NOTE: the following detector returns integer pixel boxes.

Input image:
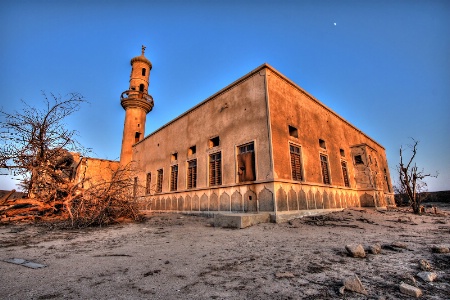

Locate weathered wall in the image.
[266,69,393,199]
[73,156,120,189]
[133,68,271,194]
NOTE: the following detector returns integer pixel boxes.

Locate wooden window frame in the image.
[170,165,178,191]
[209,152,222,186]
[290,144,303,182]
[341,161,350,187]
[187,159,197,189]
[145,172,151,194]
[156,169,163,193]
[320,154,331,185]
[237,142,256,182]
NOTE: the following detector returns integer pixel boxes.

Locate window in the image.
[146,173,151,194]
[384,168,391,193]
[237,142,255,182]
[319,139,326,149]
[171,152,178,161]
[288,125,298,138]
[156,169,163,193]
[209,152,222,186]
[209,136,220,148]
[187,159,197,189]
[341,161,350,187]
[290,144,303,181]
[139,84,144,92]
[142,68,146,76]
[354,155,364,165]
[170,165,178,191]
[340,149,345,157]
[320,154,331,184]
[135,132,141,143]
[133,177,138,199]
[188,145,196,156]
[369,155,372,164]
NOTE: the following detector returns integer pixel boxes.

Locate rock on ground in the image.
[342,275,368,295]
[399,283,422,298]
[345,243,366,258]
[417,271,437,282]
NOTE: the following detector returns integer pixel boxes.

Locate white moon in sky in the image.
[334,23,337,26]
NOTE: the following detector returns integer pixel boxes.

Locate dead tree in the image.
[398,139,437,214]
[0,92,89,202]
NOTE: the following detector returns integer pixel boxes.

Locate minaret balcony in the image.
[120,90,154,113]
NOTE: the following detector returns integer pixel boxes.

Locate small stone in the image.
[275,272,295,278]
[391,241,407,249]
[419,259,432,271]
[399,283,422,298]
[338,286,345,295]
[342,275,368,295]
[431,245,450,253]
[345,244,366,258]
[401,273,417,287]
[369,243,382,254]
[417,271,437,282]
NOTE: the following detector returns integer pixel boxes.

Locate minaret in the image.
[120,45,154,165]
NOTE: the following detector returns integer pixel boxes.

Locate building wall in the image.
[134,64,395,213]
[266,68,394,206]
[72,155,120,189]
[133,68,272,196]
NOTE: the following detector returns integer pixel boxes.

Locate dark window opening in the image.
[340,149,345,157]
[139,84,144,92]
[187,159,197,189]
[369,155,372,164]
[142,68,146,76]
[146,173,151,194]
[156,169,163,193]
[354,155,364,165]
[131,87,136,90]
[288,125,298,138]
[341,161,350,187]
[170,165,178,191]
[320,154,331,184]
[135,132,141,143]
[209,136,220,148]
[290,144,303,181]
[209,152,222,186]
[384,168,391,193]
[133,177,138,199]
[238,142,256,182]
[319,139,326,149]
[188,145,196,156]
[171,152,178,161]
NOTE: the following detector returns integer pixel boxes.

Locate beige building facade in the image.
[129,58,395,218]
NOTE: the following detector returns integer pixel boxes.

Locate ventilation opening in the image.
[319,139,326,149]
[340,149,345,157]
[171,152,178,161]
[354,155,364,165]
[188,145,196,156]
[209,136,220,148]
[142,68,146,76]
[288,125,298,138]
[135,132,141,143]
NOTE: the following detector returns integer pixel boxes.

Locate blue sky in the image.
[1,0,449,191]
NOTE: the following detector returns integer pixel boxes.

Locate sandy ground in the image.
[0,204,449,300]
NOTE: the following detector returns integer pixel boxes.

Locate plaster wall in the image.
[266,69,393,196]
[133,69,271,194]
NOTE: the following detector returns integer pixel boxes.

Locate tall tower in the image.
[120,45,154,165]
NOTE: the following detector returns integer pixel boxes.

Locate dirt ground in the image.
[0,204,449,300]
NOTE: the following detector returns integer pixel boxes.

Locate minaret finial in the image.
[141,45,146,55]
